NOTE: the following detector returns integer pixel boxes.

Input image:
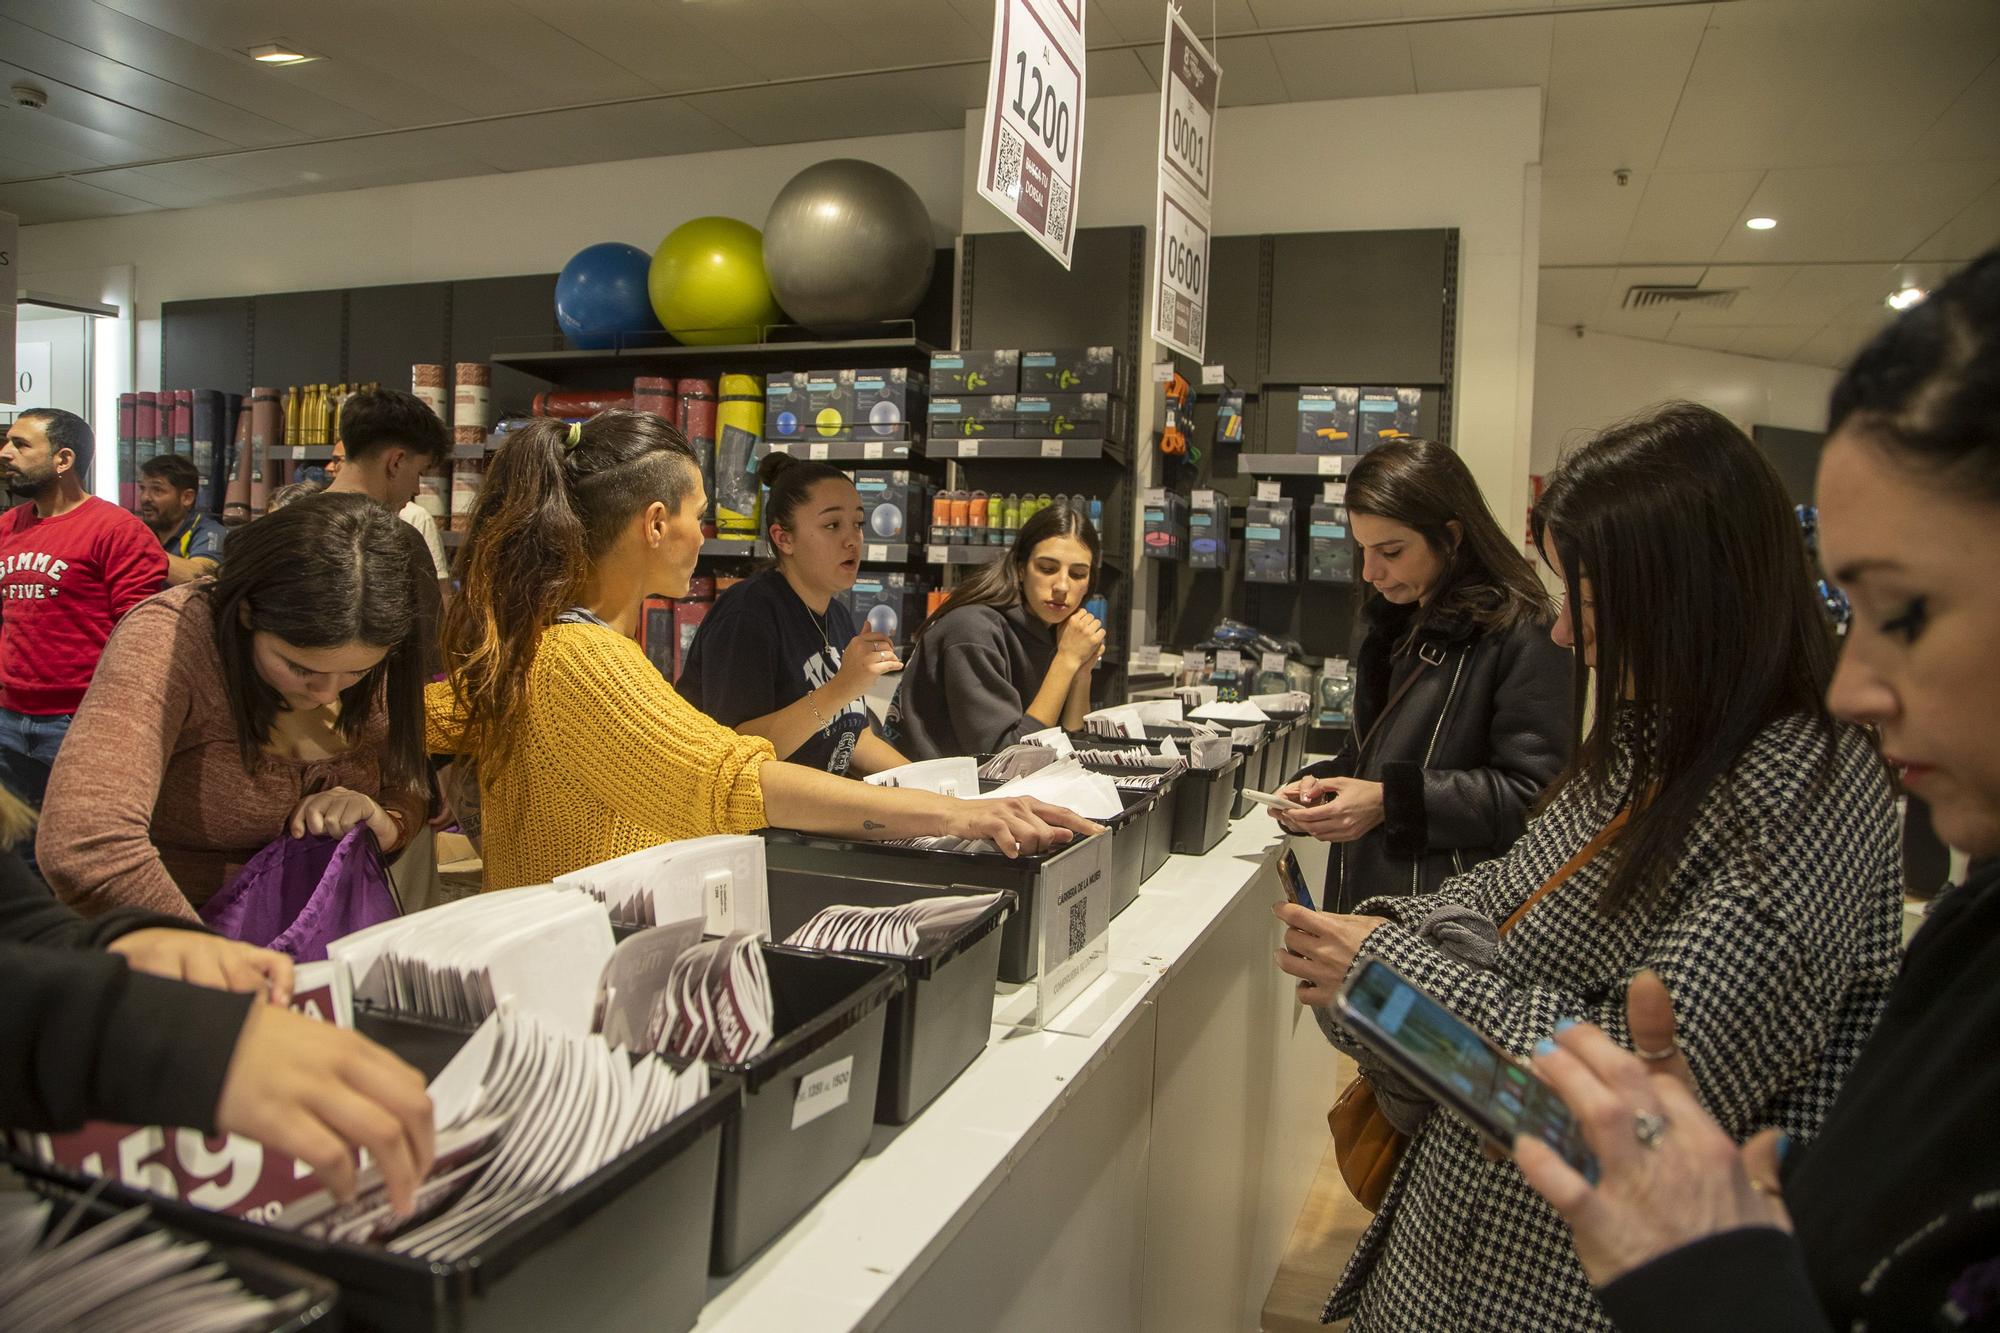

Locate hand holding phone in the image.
[1245,788,1305,812]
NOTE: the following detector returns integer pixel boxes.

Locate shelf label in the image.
[1256,480,1282,501]
[792,1055,855,1129]
[1216,649,1243,674]
[809,441,830,460]
[1316,455,1341,476]
[864,441,885,460]
[766,441,792,454]
[928,545,950,564]
[865,544,888,563]
[1181,648,1207,675]
[1040,438,1064,458]
[976,0,1086,269]
[961,440,981,458]
[1262,651,1287,675]
[1200,364,1225,386]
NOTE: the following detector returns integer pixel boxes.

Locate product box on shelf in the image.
[1019,346,1127,397]
[927,395,1018,439]
[1142,488,1189,561]
[801,370,855,439]
[839,571,927,646]
[1357,387,1406,451]
[1190,489,1230,569]
[1244,498,1296,584]
[853,469,926,543]
[1014,392,1127,442]
[1307,501,1354,582]
[848,368,926,440]
[1394,387,1424,440]
[1297,386,1358,454]
[928,349,1020,396]
[763,372,808,443]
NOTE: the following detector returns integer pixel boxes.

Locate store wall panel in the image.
[1265,229,1452,385]
[160,296,250,394]
[250,289,344,390]
[448,273,559,419]
[346,282,451,390]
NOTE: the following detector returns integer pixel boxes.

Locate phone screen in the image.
[1340,960,1597,1181]
[1277,847,1316,912]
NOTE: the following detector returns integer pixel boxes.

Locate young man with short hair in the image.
[0,409,166,815]
[324,389,453,606]
[137,454,227,585]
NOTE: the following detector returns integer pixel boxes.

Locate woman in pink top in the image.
[38,493,432,919]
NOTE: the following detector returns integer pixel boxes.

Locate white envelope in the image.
[1190,699,1272,724]
[864,755,981,797]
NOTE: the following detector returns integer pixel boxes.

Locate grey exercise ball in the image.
[764,159,936,333]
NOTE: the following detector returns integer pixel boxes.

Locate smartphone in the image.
[1336,959,1599,1182]
[1276,846,1316,912]
[1244,788,1305,811]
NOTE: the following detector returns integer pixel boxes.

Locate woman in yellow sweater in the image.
[430,410,1100,891]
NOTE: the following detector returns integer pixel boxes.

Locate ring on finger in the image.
[1632,1109,1670,1149]
[1634,1040,1679,1062]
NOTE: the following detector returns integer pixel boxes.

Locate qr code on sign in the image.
[995,124,1025,198]
[1047,174,1072,243]
[1067,899,1087,958]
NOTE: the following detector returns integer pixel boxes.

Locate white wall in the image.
[1531,325,1841,476]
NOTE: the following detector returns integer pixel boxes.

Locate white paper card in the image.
[1256,480,1282,500]
[866,543,887,562]
[810,442,830,460]
[1261,651,1287,675]
[1215,649,1243,673]
[1040,438,1064,457]
[1317,456,1341,476]
[1024,725,1076,756]
[864,441,885,459]
[792,1055,855,1129]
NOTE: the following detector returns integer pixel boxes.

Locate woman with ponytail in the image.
[430,411,1099,891]
[677,451,910,776]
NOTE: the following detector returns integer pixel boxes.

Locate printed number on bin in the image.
[792,1055,856,1129]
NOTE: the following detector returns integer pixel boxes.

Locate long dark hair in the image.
[757,450,853,570]
[1346,439,1553,636]
[1531,401,1840,913]
[1830,247,2000,497]
[207,491,428,793]
[911,503,1100,650]
[442,410,699,768]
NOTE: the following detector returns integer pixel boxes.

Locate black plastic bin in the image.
[761,827,1114,985]
[11,1179,341,1332]
[1267,710,1310,779]
[786,890,1015,1125]
[977,773,1150,919]
[1070,736,1239,857]
[1145,722,1265,830]
[8,1010,739,1333]
[1066,736,1184,882]
[709,946,903,1274]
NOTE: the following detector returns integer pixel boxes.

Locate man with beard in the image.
[136,454,226,585]
[0,409,165,825]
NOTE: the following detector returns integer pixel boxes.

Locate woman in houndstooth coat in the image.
[1274,402,1905,1332]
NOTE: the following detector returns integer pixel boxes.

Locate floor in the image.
[1261,1055,1371,1333]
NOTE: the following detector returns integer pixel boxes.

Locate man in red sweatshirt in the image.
[0,408,166,823]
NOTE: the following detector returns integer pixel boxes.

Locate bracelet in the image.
[805,689,830,729]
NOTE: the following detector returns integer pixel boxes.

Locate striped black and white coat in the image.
[1324,713,1905,1331]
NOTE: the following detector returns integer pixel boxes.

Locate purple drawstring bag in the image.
[199,826,401,963]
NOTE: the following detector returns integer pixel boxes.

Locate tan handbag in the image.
[1329,810,1632,1211]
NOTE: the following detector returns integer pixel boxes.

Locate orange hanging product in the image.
[1158,372,1191,456]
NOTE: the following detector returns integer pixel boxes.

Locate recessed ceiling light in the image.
[242,43,320,66]
[1745,217,1777,231]
[1887,286,1928,311]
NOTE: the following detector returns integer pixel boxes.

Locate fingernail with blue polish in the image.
[1775,1132,1793,1167]
[1533,1038,1557,1057]
[1553,1017,1579,1034]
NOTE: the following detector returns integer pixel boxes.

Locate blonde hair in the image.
[0,787,36,851]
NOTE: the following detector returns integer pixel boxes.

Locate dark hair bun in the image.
[756,449,800,488]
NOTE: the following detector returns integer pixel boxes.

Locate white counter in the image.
[694,810,1337,1333]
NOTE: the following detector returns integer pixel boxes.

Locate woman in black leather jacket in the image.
[1274,439,1570,911]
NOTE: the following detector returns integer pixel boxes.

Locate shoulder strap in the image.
[1351,639,1448,767]
[1498,808,1631,936]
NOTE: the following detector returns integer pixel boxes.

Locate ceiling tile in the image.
[1263,27,1416,101]
[422,101,749,174]
[1791,321,1882,369]
[902,63,993,122]
[1667,262,1799,325]
[792,0,990,67]
[1619,169,1763,263]
[681,70,956,147]
[1912,55,2000,161]
[0,175,164,224]
[1088,46,1160,98]
[1766,264,1905,325]
[1663,319,1740,352]
[1247,0,1403,22]
[1653,0,1856,172]
[1409,15,1552,94]
[1587,264,1707,340]
[1777,6,1995,167]
[1537,266,1618,327]
[1908,177,2000,263]
[1712,161,2000,264]
[0,52,237,159]
[1094,0,1255,45]
[1137,33,1286,105]
[1541,4,1709,172]
[73,164,223,209]
[1539,170,1644,265]
[1725,325,1818,361]
[506,0,747,94]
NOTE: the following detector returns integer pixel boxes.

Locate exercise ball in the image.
[648,217,782,346]
[555,242,664,350]
[763,159,935,333]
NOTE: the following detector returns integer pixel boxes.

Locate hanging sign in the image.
[978,0,1087,269]
[1151,8,1221,361]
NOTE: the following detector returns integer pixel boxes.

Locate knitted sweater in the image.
[427,621,774,891]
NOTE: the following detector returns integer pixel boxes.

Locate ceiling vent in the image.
[1622,284,1740,311]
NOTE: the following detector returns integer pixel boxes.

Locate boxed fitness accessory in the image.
[1307,501,1354,582]
[1013,392,1126,442]
[1019,346,1128,397]
[1357,387,1402,451]
[928,349,1020,396]
[1244,499,1296,584]
[803,370,855,439]
[840,572,928,646]
[1142,488,1189,561]
[1393,387,1424,440]
[1296,386,1358,454]
[849,368,926,440]
[854,469,927,543]
[1189,489,1230,570]
[763,372,808,443]
[927,395,1018,440]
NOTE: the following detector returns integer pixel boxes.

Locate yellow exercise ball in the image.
[648,216,784,346]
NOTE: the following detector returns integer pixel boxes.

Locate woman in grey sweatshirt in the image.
[886,505,1104,759]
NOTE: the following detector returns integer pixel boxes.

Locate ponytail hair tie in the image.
[566,421,583,451]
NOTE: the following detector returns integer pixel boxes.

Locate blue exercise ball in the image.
[555,242,664,350]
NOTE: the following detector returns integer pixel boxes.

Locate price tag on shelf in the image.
[1216,649,1243,674]
[1181,648,1207,675]
[864,441,885,460]
[865,544,888,563]
[1261,651,1287,675]
[1256,480,1282,501]
[1200,364,1225,386]
[1192,488,1215,506]
[961,440,981,458]
[809,441,830,461]
[290,447,310,460]
[1152,361,1177,384]
[928,546,950,564]
[1040,438,1064,458]
[766,441,792,454]
[1323,481,1346,504]
[1316,455,1341,476]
